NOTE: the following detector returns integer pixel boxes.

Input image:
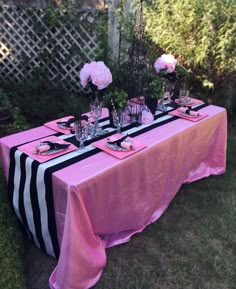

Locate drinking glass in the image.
[112,110,125,134]
[74,121,89,150]
[163,82,174,102]
[90,100,103,137]
[157,81,173,112]
[179,89,190,106]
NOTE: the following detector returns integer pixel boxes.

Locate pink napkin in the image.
[92,134,147,159]
[141,110,154,124]
[33,144,51,154]
[168,108,208,122]
[120,141,133,150]
[106,136,134,151]
[18,136,78,163]
[175,97,204,106]
[44,116,74,134]
[178,107,200,117]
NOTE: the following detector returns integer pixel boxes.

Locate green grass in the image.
[0,171,26,289]
[93,134,236,289]
[0,134,235,289]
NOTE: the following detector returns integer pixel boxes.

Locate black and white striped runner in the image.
[8,103,208,258]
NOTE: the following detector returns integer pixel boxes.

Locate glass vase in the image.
[90,96,103,137]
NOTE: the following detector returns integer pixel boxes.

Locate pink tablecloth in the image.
[0,104,227,289]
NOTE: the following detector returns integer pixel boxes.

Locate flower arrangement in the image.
[154,54,178,83]
[153,54,190,104]
[79,61,112,92]
[143,54,185,113]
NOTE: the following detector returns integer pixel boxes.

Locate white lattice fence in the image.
[0,5,107,92]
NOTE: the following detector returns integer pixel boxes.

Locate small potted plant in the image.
[143,72,163,114]
[103,88,129,127]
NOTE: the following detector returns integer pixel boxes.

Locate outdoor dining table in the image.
[0,101,227,289]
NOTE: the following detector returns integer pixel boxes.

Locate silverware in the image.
[107,135,128,148]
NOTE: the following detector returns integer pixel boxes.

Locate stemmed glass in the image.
[90,100,103,137]
[112,110,125,134]
[74,121,89,150]
[163,82,174,102]
[157,81,176,112]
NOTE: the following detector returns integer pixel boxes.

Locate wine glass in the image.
[90,100,103,137]
[112,110,125,134]
[74,121,89,150]
[163,82,174,102]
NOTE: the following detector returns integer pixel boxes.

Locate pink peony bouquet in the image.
[80,61,112,90]
[154,54,178,74]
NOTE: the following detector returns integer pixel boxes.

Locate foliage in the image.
[142,62,190,100]
[0,88,10,108]
[103,87,128,110]
[143,0,236,104]
[0,76,89,127]
[0,87,30,133]
[106,2,192,102]
[101,60,131,108]
[143,71,163,99]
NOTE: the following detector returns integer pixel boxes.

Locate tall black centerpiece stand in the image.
[127,0,148,106]
[127,0,159,115]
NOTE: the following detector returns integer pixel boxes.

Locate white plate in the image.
[34,142,64,155]
[57,123,71,130]
[178,111,199,118]
[105,139,132,151]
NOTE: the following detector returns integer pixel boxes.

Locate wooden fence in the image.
[0,4,109,92]
[0,0,106,9]
[0,1,133,92]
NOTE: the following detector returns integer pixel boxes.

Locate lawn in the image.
[0,170,26,289]
[0,130,235,289]
[93,134,236,289]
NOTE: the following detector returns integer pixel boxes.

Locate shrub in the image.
[143,0,236,110]
[0,76,89,127]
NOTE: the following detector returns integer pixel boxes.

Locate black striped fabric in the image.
[7,103,208,258]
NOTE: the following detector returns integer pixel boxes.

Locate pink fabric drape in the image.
[0,105,227,289]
